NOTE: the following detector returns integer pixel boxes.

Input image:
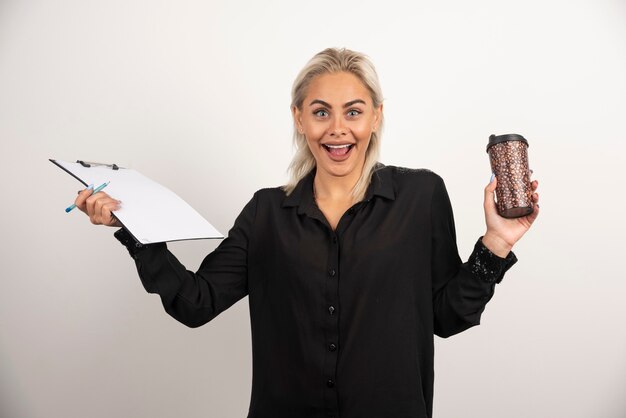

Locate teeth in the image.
[325,144,352,149]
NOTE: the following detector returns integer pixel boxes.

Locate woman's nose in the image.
[329,117,347,136]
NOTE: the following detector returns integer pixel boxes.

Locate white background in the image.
[1,0,625,417]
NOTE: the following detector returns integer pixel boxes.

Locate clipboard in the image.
[51,159,224,244]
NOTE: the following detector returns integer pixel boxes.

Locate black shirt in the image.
[114,165,517,418]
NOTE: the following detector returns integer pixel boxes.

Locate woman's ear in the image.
[373,103,383,132]
[292,106,303,133]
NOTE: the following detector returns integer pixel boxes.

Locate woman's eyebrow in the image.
[309,99,331,108]
[308,99,367,108]
[343,99,366,108]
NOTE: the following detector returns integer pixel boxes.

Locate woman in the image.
[75,48,540,418]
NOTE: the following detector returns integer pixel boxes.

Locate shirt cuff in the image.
[467,236,518,284]
[114,227,148,259]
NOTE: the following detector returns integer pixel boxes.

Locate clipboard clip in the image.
[76,160,123,170]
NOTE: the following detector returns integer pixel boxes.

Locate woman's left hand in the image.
[481,174,540,257]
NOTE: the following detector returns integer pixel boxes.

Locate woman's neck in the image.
[313,166,362,202]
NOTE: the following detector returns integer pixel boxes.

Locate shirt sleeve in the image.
[114,192,258,328]
[430,175,517,338]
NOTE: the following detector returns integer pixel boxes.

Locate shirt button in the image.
[328,269,336,277]
[327,379,335,388]
[328,306,335,315]
[332,236,337,244]
[329,343,337,351]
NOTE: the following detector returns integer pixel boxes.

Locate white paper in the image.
[52,160,223,244]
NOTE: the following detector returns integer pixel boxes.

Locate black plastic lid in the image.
[486,134,529,152]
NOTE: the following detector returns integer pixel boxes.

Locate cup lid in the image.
[486,134,529,152]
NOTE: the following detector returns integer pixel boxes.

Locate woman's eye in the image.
[314,109,328,117]
[347,109,361,117]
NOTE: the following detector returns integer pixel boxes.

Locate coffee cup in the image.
[486,134,533,218]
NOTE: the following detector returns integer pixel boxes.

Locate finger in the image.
[86,193,116,224]
[484,175,498,214]
[100,201,122,227]
[74,184,94,213]
[85,192,102,220]
[93,196,120,224]
[526,200,540,224]
[531,179,539,191]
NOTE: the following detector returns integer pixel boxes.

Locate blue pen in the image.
[65,181,110,213]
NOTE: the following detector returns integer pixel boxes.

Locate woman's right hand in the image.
[75,185,123,227]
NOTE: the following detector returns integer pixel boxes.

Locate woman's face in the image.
[293,71,382,181]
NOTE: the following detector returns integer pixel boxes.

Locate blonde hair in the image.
[284,47,385,202]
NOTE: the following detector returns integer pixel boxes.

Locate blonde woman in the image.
[75,48,540,418]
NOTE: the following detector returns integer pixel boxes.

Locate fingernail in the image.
[537,204,540,208]
[87,184,94,190]
[490,173,495,183]
[530,169,534,174]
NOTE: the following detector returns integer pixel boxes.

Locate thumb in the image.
[484,173,498,212]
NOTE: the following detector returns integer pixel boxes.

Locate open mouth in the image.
[322,143,354,159]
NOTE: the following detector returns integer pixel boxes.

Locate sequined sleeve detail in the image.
[114,227,149,259]
[467,236,518,284]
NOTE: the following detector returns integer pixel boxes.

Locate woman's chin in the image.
[317,159,361,178]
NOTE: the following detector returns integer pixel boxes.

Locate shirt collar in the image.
[282,163,395,212]
[366,164,396,201]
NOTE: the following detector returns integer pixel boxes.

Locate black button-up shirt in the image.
[115,165,517,418]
